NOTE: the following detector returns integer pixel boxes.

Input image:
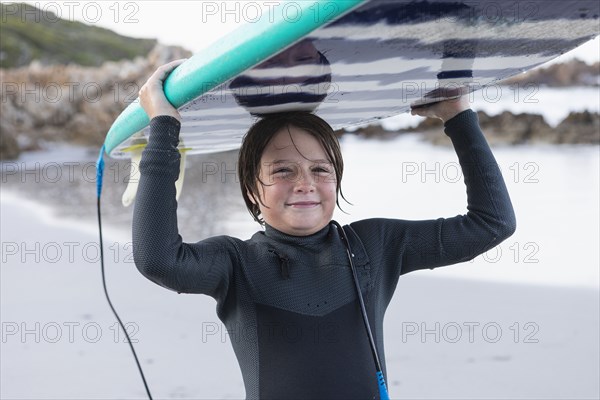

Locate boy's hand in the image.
[139,59,187,121]
[410,94,471,123]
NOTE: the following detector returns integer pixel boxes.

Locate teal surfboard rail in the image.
[103,0,366,156]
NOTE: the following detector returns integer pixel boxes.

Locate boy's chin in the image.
[277,219,331,236]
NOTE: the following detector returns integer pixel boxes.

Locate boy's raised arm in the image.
[352,98,516,278]
[412,105,516,272]
[131,61,234,299]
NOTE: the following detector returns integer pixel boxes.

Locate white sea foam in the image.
[0,180,132,247]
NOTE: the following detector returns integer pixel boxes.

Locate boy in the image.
[134,60,516,399]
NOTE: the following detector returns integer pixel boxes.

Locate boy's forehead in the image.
[262,126,328,159]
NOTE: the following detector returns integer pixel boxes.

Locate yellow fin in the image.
[121,146,145,207]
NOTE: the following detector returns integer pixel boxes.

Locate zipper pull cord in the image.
[268,249,290,279]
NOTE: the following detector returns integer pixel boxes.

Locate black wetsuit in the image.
[133,110,516,399]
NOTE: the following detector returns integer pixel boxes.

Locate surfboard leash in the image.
[96,146,154,400]
[331,221,390,400]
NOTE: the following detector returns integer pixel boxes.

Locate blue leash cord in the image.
[332,221,390,400]
[96,146,153,399]
[96,146,105,198]
[377,371,390,400]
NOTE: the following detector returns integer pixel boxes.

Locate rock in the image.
[0,123,21,160]
[555,111,600,144]
[485,111,554,145]
[502,59,600,87]
[148,44,192,68]
[418,110,556,145]
[345,124,397,139]
[415,116,443,131]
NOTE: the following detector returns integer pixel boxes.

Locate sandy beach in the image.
[1,186,598,399]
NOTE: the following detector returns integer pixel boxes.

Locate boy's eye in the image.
[272,167,299,181]
[312,165,333,174]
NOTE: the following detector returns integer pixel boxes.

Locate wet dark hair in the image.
[238,112,347,224]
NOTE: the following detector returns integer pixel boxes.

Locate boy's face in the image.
[252,126,337,236]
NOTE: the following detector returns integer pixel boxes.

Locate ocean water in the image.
[336,134,600,288]
[2,87,598,289]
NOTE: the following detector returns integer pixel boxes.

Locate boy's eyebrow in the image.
[269,159,332,164]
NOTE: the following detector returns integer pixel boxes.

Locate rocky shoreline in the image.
[345,110,600,146]
[502,59,599,87]
[398,111,600,146]
[1,44,191,160]
[1,44,598,160]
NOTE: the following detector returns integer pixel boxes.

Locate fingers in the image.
[139,59,187,96]
[410,107,422,116]
[410,102,438,118]
[138,59,187,121]
[410,95,470,122]
[150,58,187,84]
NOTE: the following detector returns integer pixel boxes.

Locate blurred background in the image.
[1,1,598,399]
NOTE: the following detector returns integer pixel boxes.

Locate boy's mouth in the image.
[286,201,320,208]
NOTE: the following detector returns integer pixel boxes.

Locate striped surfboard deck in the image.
[105,0,599,158]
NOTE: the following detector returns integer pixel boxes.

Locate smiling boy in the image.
[133,60,516,399]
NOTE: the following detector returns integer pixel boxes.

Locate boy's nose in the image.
[293,170,316,192]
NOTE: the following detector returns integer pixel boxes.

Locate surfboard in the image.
[104,0,599,159]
